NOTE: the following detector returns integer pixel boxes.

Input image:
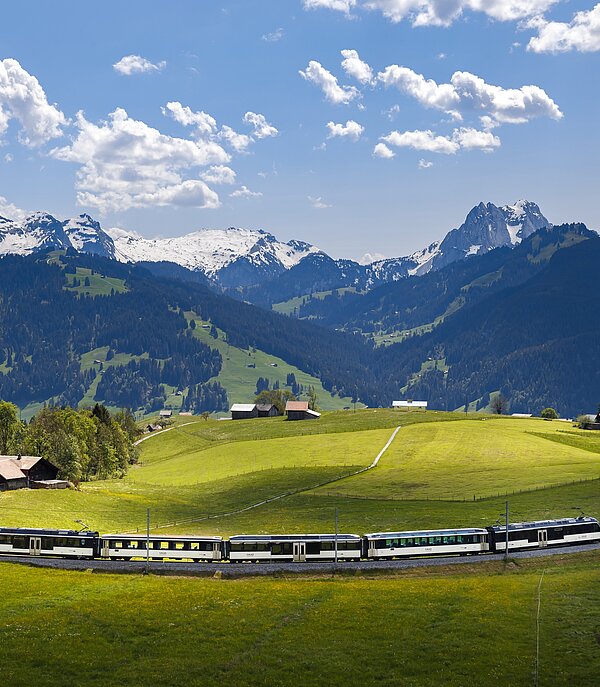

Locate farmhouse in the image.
[159,409,173,418]
[256,403,280,418]
[0,455,60,491]
[230,403,259,420]
[392,400,428,411]
[285,401,321,421]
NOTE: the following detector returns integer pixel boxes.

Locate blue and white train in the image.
[0,517,598,563]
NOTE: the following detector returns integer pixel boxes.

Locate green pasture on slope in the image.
[1,553,599,687]
[315,418,600,501]
[185,311,356,411]
[64,266,128,297]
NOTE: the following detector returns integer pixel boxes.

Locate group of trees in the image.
[0,400,139,481]
[181,382,228,414]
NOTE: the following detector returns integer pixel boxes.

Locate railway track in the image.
[2,542,598,578]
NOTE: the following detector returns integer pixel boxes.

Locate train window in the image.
[307,542,320,555]
[13,536,28,548]
[174,542,185,550]
[0,535,11,545]
[431,537,442,545]
[271,543,292,555]
[443,536,455,545]
[159,542,171,550]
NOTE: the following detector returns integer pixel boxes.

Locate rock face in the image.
[63,214,115,259]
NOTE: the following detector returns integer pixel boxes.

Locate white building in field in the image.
[392,400,428,411]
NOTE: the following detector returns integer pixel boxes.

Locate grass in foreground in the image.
[0,552,598,686]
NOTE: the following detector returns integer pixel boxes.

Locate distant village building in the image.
[159,409,173,418]
[231,403,259,420]
[0,456,60,492]
[285,401,321,421]
[392,400,428,411]
[256,403,280,418]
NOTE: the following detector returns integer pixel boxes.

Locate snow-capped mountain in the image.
[63,214,115,259]
[106,226,321,287]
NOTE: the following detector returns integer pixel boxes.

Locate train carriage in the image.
[0,527,98,559]
[227,534,363,562]
[487,517,600,553]
[99,534,224,561]
[364,528,490,559]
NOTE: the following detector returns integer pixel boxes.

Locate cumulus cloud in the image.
[113,55,166,75]
[262,27,285,42]
[201,165,237,185]
[418,159,433,168]
[300,61,360,105]
[218,125,252,152]
[162,101,217,136]
[527,5,600,53]
[0,195,28,221]
[326,119,364,140]
[303,0,356,14]
[308,195,332,208]
[363,0,558,27]
[373,142,395,158]
[4,153,13,163]
[243,111,278,138]
[0,58,66,147]
[230,185,262,198]
[50,108,227,212]
[379,65,562,124]
[341,49,374,84]
[382,126,501,154]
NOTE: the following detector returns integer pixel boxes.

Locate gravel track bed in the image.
[2,543,599,578]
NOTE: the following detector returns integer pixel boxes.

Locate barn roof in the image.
[256,404,274,412]
[286,401,309,411]
[0,459,26,481]
[306,409,321,418]
[230,403,257,412]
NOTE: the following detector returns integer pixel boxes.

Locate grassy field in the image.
[0,552,599,686]
[1,411,599,537]
[64,266,128,297]
[272,287,358,316]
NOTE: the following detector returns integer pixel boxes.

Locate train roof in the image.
[365,528,488,539]
[0,526,98,537]
[101,534,223,541]
[229,534,361,542]
[490,517,598,533]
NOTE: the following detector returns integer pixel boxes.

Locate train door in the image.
[29,537,41,556]
[293,542,306,562]
[538,530,548,548]
[368,539,378,559]
[212,542,221,561]
[101,539,110,558]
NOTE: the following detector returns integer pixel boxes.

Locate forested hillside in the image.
[0,229,598,418]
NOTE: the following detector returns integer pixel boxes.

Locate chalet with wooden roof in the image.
[285,401,321,421]
[230,403,259,420]
[0,455,59,491]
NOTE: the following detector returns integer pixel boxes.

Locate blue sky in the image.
[0,0,598,260]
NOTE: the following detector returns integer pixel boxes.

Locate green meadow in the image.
[0,552,599,686]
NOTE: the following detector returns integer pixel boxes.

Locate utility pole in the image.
[334,507,338,565]
[505,500,509,563]
[145,507,150,574]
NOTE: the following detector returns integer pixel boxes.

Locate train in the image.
[1,516,599,564]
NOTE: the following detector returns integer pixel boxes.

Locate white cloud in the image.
[303,0,357,14]
[383,129,459,154]
[359,251,386,264]
[373,142,395,158]
[382,104,401,120]
[0,195,28,221]
[162,101,217,136]
[308,195,332,208]
[113,55,166,76]
[230,185,262,198]
[326,119,364,140]
[262,27,285,42]
[300,61,360,105]
[243,111,278,138]
[51,108,228,212]
[382,126,501,154]
[363,1,558,27]
[4,153,13,163]
[418,159,433,168]
[218,125,252,152]
[0,58,66,147]
[201,165,237,185]
[527,5,600,53]
[379,65,562,124]
[452,126,501,150]
[341,49,374,84]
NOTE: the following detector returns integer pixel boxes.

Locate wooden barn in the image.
[256,403,280,418]
[230,403,259,420]
[392,400,428,411]
[0,455,59,491]
[285,401,321,421]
